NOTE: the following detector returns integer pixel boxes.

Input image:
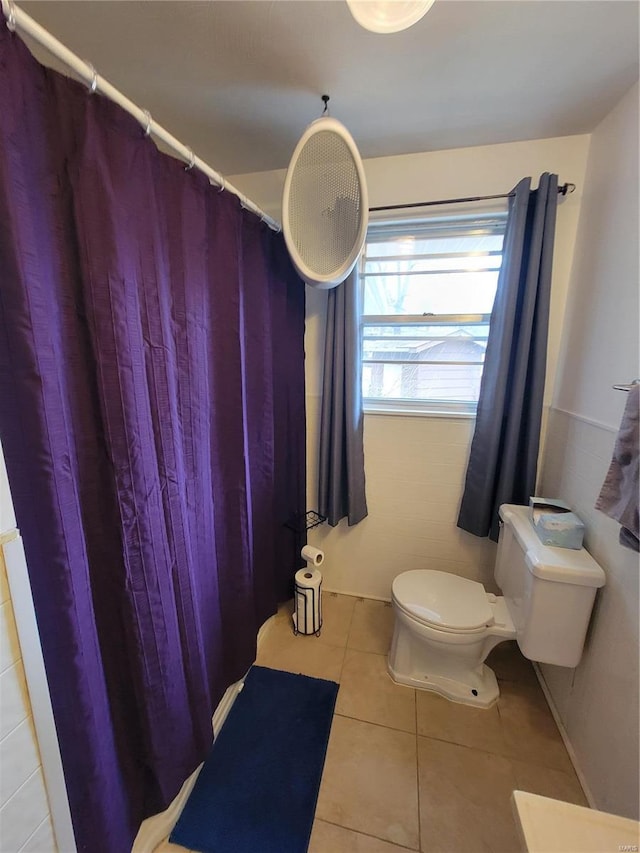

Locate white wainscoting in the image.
[538,406,639,820]
[306,393,497,600]
[0,534,72,853]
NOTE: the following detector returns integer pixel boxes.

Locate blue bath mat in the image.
[170,665,338,853]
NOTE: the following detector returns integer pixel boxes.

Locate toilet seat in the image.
[392,570,494,633]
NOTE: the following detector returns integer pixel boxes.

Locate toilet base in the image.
[387,659,499,709]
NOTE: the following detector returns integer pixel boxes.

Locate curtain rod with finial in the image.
[370,183,576,214]
[1,0,281,231]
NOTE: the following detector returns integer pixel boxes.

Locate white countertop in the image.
[512,791,640,853]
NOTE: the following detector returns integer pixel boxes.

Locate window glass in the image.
[361,212,506,412]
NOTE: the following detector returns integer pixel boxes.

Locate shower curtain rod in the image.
[1,0,280,231]
[370,182,576,214]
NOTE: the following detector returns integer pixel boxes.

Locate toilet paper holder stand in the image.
[293,546,324,637]
[293,572,323,638]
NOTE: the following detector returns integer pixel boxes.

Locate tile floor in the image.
[157,594,587,853]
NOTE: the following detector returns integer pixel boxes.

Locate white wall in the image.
[538,82,639,820]
[231,134,590,598]
[0,448,57,852]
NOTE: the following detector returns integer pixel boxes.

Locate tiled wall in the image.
[0,540,57,852]
[538,409,639,818]
[307,392,497,600]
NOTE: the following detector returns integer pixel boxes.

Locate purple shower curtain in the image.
[0,23,305,853]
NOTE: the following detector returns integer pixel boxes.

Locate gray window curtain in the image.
[457,173,558,541]
[318,269,368,526]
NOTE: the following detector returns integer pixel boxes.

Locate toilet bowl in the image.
[388,504,607,708]
[388,570,516,707]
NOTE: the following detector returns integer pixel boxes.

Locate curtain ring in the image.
[142,109,153,137]
[5,0,16,32]
[184,149,196,171]
[217,177,226,193]
[85,63,98,94]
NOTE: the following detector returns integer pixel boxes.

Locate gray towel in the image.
[596,385,639,552]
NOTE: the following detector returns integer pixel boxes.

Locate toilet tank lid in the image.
[499,505,606,588]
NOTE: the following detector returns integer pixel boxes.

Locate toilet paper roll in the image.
[294,567,322,635]
[295,567,322,588]
[301,545,324,566]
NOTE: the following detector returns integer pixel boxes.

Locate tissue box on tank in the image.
[529,498,585,550]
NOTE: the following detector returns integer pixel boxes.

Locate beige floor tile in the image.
[348,599,395,655]
[318,593,357,647]
[263,607,301,642]
[416,690,507,755]
[274,598,295,622]
[497,681,573,773]
[274,594,355,648]
[309,819,417,852]
[336,648,416,733]
[316,715,419,850]
[512,759,588,807]
[486,641,537,684]
[256,618,345,682]
[418,736,521,853]
[153,839,192,853]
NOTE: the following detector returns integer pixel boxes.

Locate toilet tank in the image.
[495,504,606,668]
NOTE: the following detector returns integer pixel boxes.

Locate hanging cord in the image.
[0,0,280,231]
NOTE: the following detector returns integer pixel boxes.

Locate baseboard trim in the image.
[131,612,278,853]
[322,586,391,604]
[532,662,597,809]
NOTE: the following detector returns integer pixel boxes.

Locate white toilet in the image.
[388,504,606,708]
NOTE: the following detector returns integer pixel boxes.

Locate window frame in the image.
[359,210,507,418]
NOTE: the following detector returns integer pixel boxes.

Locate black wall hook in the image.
[321,94,330,116]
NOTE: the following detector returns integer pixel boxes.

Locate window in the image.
[361,210,507,415]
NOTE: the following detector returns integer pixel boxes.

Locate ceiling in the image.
[19,1,640,176]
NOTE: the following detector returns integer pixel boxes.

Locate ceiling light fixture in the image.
[346,0,435,33]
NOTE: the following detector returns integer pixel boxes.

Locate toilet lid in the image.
[392,570,494,631]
